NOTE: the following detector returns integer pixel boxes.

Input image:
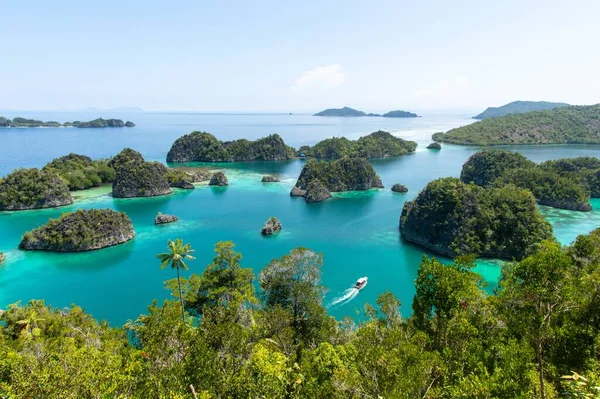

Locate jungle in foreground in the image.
[2,231,600,399]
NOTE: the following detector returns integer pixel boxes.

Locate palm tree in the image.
[157,238,195,322]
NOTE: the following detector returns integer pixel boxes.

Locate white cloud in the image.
[291,64,346,94]
[414,77,468,97]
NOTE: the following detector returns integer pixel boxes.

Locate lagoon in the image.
[1,111,600,326]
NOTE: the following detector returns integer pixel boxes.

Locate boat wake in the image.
[328,288,359,308]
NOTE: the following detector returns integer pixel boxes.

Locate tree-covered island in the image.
[473,100,570,120]
[0,117,135,128]
[433,104,600,145]
[299,131,417,159]
[166,132,295,163]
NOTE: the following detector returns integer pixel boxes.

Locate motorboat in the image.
[353,277,368,290]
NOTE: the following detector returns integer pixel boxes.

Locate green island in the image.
[381,110,419,118]
[298,130,417,159]
[461,150,597,211]
[473,100,570,120]
[43,153,116,190]
[112,154,172,198]
[433,104,600,145]
[314,106,371,117]
[291,157,383,202]
[400,177,553,259]
[166,132,295,163]
[4,234,600,397]
[0,168,73,211]
[19,209,134,251]
[0,116,135,128]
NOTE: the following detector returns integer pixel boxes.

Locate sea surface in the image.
[1,111,600,326]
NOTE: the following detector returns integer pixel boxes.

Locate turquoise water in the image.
[1,112,600,325]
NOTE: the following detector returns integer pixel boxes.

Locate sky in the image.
[2,0,600,112]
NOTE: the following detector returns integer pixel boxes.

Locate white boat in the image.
[353,277,368,290]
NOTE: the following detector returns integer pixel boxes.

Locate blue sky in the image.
[2,0,599,112]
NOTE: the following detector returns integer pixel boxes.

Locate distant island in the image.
[314,106,419,118]
[382,110,418,118]
[166,132,295,163]
[433,104,600,145]
[297,130,417,159]
[290,158,383,202]
[473,101,570,120]
[314,107,369,117]
[0,116,135,128]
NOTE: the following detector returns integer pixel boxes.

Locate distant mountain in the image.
[473,101,569,120]
[71,106,145,113]
[382,110,419,118]
[314,107,367,117]
[433,104,600,146]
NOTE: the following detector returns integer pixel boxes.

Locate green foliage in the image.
[541,157,600,197]
[19,209,134,251]
[112,161,172,198]
[166,131,295,162]
[400,177,553,259]
[294,157,383,192]
[158,238,196,321]
[43,153,116,190]
[435,104,600,145]
[314,106,367,116]
[382,110,419,118]
[107,147,145,170]
[6,232,600,397]
[163,168,193,185]
[0,168,72,210]
[495,167,591,211]
[303,130,417,159]
[460,149,535,187]
[473,100,570,120]
[76,118,126,128]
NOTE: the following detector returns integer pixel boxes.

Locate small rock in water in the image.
[209,171,228,186]
[261,175,280,183]
[155,213,178,225]
[427,142,441,150]
[290,186,306,197]
[0,252,5,264]
[261,217,282,235]
[391,183,408,193]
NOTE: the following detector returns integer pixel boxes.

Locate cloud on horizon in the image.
[290,64,345,94]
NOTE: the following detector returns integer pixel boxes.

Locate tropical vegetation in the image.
[301,130,417,159]
[19,209,134,251]
[4,233,600,397]
[0,116,134,128]
[166,132,295,163]
[433,104,600,145]
[473,100,570,120]
[293,157,383,192]
[43,153,116,190]
[0,168,72,210]
[400,177,553,259]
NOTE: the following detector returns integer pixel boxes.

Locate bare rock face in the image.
[261,175,280,183]
[290,186,306,197]
[391,183,408,193]
[19,209,135,252]
[191,169,212,182]
[209,172,228,186]
[305,180,332,203]
[155,213,178,225]
[261,217,282,235]
[0,252,5,264]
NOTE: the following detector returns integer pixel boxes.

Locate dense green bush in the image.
[112,161,172,198]
[108,148,145,171]
[434,104,600,145]
[293,158,383,192]
[541,156,600,197]
[0,168,72,210]
[400,177,553,259]
[166,132,295,162]
[4,232,600,397]
[460,149,535,187]
[494,167,591,211]
[43,153,116,190]
[303,130,417,159]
